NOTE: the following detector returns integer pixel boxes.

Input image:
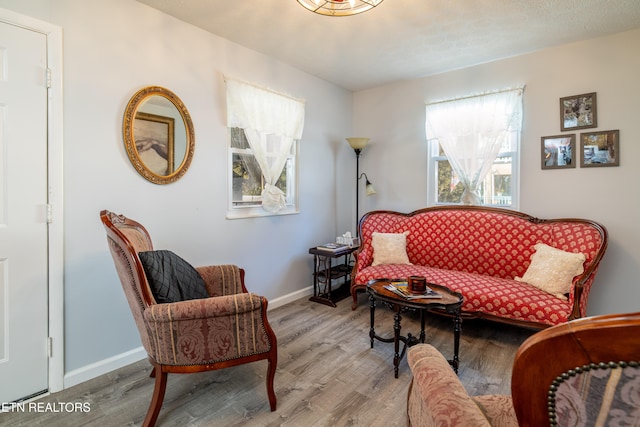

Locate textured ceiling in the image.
[137,0,640,91]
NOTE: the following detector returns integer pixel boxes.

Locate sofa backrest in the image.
[357,206,607,280]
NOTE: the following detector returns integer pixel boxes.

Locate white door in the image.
[0,20,49,402]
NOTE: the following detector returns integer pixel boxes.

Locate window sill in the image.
[226,206,299,220]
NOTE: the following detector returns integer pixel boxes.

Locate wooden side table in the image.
[367,278,463,378]
[309,246,357,307]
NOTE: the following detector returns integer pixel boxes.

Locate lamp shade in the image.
[346,137,370,150]
[365,181,376,196]
[359,173,376,196]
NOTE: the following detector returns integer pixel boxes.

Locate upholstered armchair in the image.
[407,345,517,427]
[100,210,277,427]
[407,312,640,427]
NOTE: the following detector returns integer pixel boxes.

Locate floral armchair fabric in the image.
[407,344,517,427]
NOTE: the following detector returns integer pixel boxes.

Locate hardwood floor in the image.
[1,295,535,427]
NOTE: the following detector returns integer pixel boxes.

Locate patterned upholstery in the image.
[100,210,277,426]
[145,291,272,365]
[197,264,249,296]
[407,344,517,427]
[351,206,608,328]
[552,362,640,426]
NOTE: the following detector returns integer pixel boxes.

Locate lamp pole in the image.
[346,137,370,237]
[354,147,362,237]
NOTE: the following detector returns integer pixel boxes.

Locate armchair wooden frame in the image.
[100,210,277,426]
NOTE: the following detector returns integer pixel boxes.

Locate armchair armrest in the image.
[143,293,272,366]
[144,292,265,322]
[407,344,491,427]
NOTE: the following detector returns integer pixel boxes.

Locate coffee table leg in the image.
[393,309,402,378]
[369,293,376,349]
[452,312,461,373]
[419,309,426,343]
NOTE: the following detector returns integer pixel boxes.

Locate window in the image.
[225,78,305,218]
[426,88,523,208]
[429,133,518,207]
[230,127,297,213]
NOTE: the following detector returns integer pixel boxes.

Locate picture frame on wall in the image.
[133,111,175,176]
[560,92,597,131]
[580,130,619,167]
[541,134,576,169]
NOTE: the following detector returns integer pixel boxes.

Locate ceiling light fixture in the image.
[297,0,384,16]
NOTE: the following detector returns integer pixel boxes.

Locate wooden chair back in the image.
[101,209,156,307]
[511,312,640,426]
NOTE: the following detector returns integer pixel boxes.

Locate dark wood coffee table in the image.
[366,278,463,378]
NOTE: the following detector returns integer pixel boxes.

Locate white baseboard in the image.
[62,286,312,389]
[63,346,146,389]
[268,286,313,310]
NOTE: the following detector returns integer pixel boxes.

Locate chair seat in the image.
[356,264,571,325]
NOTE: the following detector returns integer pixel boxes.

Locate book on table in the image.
[384,282,442,299]
[316,243,349,253]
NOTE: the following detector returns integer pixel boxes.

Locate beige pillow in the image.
[515,243,586,299]
[371,231,412,266]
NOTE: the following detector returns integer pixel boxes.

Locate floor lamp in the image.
[346,138,376,237]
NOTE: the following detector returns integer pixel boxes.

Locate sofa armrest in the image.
[407,344,492,427]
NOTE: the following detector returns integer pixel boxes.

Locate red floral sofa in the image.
[350,206,608,329]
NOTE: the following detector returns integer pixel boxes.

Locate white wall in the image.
[351,29,640,317]
[0,0,353,379]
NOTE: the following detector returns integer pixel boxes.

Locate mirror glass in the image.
[123,86,195,184]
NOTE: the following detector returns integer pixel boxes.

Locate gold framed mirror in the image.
[123,86,195,184]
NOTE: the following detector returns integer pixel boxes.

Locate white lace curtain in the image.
[226,78,305,212]
[425,87,524,205]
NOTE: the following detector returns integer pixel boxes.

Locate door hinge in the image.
[47,337,53,358]
[46,204,53,224]
[46,68,52,89]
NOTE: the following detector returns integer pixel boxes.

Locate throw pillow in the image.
[138,250,209,304]
[515,243,586,299]
[371,231,412,266]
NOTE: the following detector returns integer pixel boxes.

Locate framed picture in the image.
[560,92,597,131]
[541,134,576,169]
[580,130,619,167]
[133,111,175,176]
